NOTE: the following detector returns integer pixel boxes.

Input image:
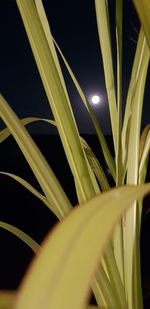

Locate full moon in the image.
[91,95,100,105]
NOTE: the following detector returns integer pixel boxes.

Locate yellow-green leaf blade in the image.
[15,184,150,309]
[0,171,56,215]
[115,0,123,185]
[122,29,145,172]
[0,221,39,253]
[16,0,96,202]
[0,117,56,144]
[81,138,110,191]
[133,0,150,50]
[123,36,149,308]
[34,0,70,103]
[0,95,72,219]
[95,0,117,155]
[53,38,116,180]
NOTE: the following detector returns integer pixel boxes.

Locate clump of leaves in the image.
[0,1,150,308]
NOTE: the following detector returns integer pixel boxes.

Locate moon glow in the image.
[91,95,100,105]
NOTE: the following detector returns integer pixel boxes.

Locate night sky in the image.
[0,1,150,135]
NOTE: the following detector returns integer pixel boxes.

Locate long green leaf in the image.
[0,171,56,216]
[123,36,149,309]
[0,221,39,253]
[53,38,116,180]
[101,244,127,308]
[79,139,125,307]
[16,0,96,202]
[0,95,71,220]
[112,0,124,285]
[93,255,127,308]
[115,0,123,185]
[95,0,117,155]
[33,0,115,188]
[92,265,120,308]
[133,0,150,50]
[81,138,109,191]
[0,117,56,143]
[138,126,150,224]
[81,138,125,306]
[34,0,70,103]
[14,185,150,309]
[122,29,145,174]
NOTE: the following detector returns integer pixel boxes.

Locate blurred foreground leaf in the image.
[14,184,150,309]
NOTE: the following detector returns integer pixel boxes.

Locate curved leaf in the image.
[81,138,110,191]
[0,221,39,253]
[0,171,56,216]
[0,117,56,143]
[0,95,72,220]
[14,184,150,309]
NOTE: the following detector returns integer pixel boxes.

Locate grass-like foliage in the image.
[0,0,150,308]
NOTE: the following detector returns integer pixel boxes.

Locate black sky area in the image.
[0,1,150,135]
